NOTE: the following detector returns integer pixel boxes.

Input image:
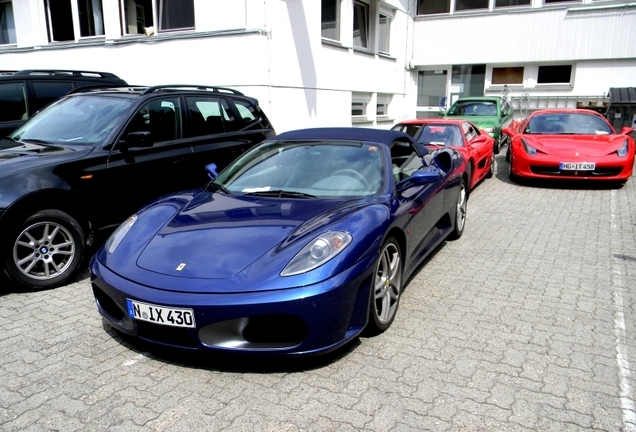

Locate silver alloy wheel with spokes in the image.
[13,220,76,281]
[455,181,467,233]
[373,241,402,326]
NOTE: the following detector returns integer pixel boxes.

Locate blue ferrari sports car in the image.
[90,128,468,356]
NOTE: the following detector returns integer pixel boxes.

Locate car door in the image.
[186,95,274,185]
[95,95,196,227]
[463,121,491,182]
[391,139,445,264]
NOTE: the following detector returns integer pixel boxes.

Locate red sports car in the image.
[392,119,495,191]
[503,109,635,184]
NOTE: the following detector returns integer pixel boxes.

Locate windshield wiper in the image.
[244,190,316,199]
[2,136,17,142]
[22,138,54,145]
[206,182,232,195]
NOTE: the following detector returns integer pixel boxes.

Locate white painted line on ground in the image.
[611,189,636,431]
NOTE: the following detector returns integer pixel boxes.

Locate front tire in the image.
[447,178,467,241]
[366,238,402,336]
[4,210,85,290]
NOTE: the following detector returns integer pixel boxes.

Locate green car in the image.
[441,96,514,154]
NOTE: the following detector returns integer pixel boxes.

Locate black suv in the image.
[0,69,128,137]
[0,85,275,290]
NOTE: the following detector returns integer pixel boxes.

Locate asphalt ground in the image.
[2,151,636,431]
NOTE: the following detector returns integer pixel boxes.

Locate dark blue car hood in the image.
[135,193,357,279]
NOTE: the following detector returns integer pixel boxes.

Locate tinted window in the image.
[31,81,76,113]
[0,81,27,122]
[186,96,224,137]
[123,97,182,144]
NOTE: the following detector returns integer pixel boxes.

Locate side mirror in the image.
[121,131,153,150]
[621,127,634,135]
[205,163,218,180]
[502,127,514,137]
[438,110,446,117]
[397,169,441,192]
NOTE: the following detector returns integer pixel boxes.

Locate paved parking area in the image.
[2,152,636,431]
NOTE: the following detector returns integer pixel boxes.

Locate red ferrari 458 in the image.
[392,119,495,192]
[503,109,634,184]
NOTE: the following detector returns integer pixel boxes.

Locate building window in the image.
[121,0,194,35]
[378,12,391,54]
[0,1,16,44]
[321,0,339,41]
[352,92,371,118]
[495,0,530,6]
[418,0,451,14]
[455,0,489,12]
[537,65,572,84]
[45,0,105,42]
[159,0,194,31]
[79,0,105,37]
[492,67,524,85]
[544,0,579,3]
[377,94,392,117]
[417,70,447,107]
[353,1,369,49]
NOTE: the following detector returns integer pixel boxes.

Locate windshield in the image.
[448,101,497,116]
[213,140,386,198]
[415,124,463,147]
[525,113,614,135]
[10,95,134,146]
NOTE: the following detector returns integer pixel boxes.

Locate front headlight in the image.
[281,231,352,276]
[484,127,495,133]
[521,138,537,156]
[617,139,629,158]
[105,214,138,254]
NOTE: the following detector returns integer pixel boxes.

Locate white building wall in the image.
[412,4,636,65]
[0,0,413,132]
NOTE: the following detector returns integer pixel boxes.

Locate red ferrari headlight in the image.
[617,139,629,158]
[521,138,537,156]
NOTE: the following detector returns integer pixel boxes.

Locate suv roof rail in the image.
[10,70,122,79]
[67,85,147,95]
[141,85,245,96]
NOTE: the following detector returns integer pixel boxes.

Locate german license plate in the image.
[559,162,595,171]
[127,299,195,328]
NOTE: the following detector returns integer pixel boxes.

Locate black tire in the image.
[508,156,520,184]
[486,155,494,179]
[366,237,402,336]
[494,136,501,155]
[447,178,467,241]
[4,210,85,290]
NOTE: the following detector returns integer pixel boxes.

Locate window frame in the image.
[0,0,16,45]
[120,0,195,36]
[44,0,106,43]
[321,0,341,42]
[352,0,370,50]
[377,9,392,55]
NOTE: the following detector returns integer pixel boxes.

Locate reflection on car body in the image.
[90,128,469,357]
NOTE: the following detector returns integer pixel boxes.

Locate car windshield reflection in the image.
[525,113,614,135]
[213,141,386,198]
[10,95,134,146]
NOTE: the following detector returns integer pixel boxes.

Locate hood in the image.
[444,115,499,129]
[135,193,353,279]
[0,140,82,175]
[523,134,625,157]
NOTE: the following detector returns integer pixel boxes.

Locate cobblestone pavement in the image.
[2,152,636,431]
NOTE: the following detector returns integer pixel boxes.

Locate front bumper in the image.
[511,151,634,181]
[89,253,377,356]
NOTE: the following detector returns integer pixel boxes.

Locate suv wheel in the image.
[5,210,85,290]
